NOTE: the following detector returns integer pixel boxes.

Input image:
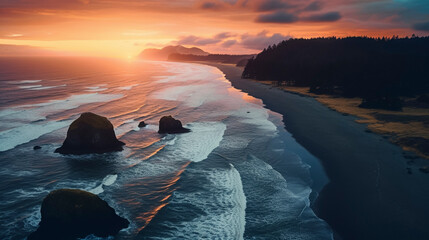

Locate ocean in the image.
[0,57,333,239]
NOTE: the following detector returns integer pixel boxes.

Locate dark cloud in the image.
[256,11,298,23]
[254,0,294,12]
[413,21,429,31]
[196,0,226,10]
[0,0,90,9]
[221,39,237,47]
[302,1,323,12]
[303,11,341,22]
[176,35,221,46]
[240,31,292,50]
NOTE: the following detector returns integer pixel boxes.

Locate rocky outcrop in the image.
[138,121,147,128]
[55,112,125,155]
[158,116,190,134]
[28,189,129,240]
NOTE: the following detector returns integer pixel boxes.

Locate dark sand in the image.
[203,63,429,240]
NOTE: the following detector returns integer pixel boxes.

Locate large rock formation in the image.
[55,112,125,154]
[158,115,190,134]
[139,45,209,61]
[28,189,129,240]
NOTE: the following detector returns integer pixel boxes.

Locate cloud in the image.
[176,35,221,46]
[302,1,323,12]
[413,21,429,31]
[221,39,237,48]
[171,30,291,51]
[256,11,298,23]
[196,0,226,10]
[214,32,236,39]
[240,31,292,50]
[253,0,294,12]
[302,11,341,22]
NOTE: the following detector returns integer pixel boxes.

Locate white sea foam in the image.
[86,88,108,92]
[155,63,218,83]
[152,84,221,108]
[7,80,42,84]
[30,84,66,90]
[0,120,72,152]
[234,105,278,132]
[85,85,108,92]
[89,174,118,195]
[23,206,41,231]
[238,155,332,239]
[103,174,118,186]
[167,122,226,162]
[117,84,139,90]
[123,122,225,179]
[163,164,246,239]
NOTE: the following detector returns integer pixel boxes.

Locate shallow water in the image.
[0,57,332,239]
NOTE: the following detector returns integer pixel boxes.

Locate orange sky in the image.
[1,0,428,58]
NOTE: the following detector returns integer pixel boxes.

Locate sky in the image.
[0,0,428,58]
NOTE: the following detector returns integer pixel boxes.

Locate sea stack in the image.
[55,112,125,154]
[158,115,190,134]
[28,189,129,240]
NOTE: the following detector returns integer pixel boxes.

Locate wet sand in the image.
[203,62,429,240]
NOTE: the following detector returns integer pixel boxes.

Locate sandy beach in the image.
[204,62,429,240]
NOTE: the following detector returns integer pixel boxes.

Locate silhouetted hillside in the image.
[168,53,255,66]
[139,45,209,61]
[242,36,429,110]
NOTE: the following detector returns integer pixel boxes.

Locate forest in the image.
[242,36,429,110]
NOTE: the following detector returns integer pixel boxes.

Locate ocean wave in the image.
[147,164,246,239]
[238,155,332,239]
[0,120,72,152]
[0,93,123,122]
[30,84,67,90]
[154,62,218,83]
[152,84,220,108]
[7,80,42,84]
[170,122,226,162]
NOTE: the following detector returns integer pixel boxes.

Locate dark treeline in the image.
[168,53,255,66]
[242,36,429,110]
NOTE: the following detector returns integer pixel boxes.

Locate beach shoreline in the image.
[200,62,429,240]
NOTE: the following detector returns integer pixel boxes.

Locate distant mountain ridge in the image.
[139,45,209,60]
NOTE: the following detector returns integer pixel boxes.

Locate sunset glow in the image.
[1,0,429,57]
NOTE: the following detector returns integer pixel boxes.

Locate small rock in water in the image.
[138,121,147,128]
[158,115,190,134]
[33,146,42,150]
[28,189,129,240]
